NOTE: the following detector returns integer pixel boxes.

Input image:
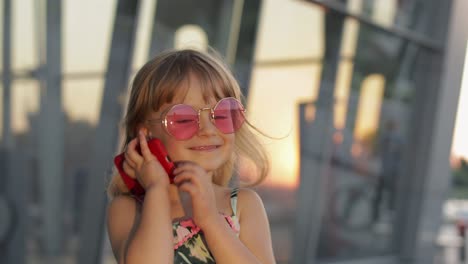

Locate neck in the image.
[168,184,181,203]
[167,169,215,201]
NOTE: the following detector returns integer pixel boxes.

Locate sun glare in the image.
[353,74,385,142]
[451,41,468,161]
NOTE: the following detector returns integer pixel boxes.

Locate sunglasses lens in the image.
[166,105,198,140]
[213,98,245,134]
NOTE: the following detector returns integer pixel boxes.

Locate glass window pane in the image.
[315,0,446,42]
[11,80,40,134]
[246,1,325,262]
[248,65,321,187]
[12,0,38,71]
[309,22,418,260]
[451,43,468,164]
[63,79,104,125]
[63,0,116,73]
[254,0,324,61]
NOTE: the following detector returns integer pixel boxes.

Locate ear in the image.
[135,124,151,138]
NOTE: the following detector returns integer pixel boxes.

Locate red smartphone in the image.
[114,138,175,197]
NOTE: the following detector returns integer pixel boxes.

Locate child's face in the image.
[146,74,235,176]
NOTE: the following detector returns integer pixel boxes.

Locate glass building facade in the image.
[0,0,466,263]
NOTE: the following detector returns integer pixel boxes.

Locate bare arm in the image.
[107,185,173,264]
[202,189,276,264]
[172,162,275,263]
[107,131,175,263]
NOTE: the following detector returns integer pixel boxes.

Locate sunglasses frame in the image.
[146,97,246,140]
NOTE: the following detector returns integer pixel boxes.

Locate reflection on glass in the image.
[340,0,362,58]
[305,103,317,123]
[248,64,322,188]
[307,20,411,258]
[11,80,40,133]
[318,0,441,39]
[353,74,385,143]
[333,61,353,130]
[245,2,326,263]
[312,74,404,259]
[371,0,397,28]
[334,0,361,130]
[372,120,403,223]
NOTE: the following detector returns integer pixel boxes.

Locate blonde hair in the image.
[107,49,269,198]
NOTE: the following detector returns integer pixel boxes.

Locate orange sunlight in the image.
[353,74,385,143]
[247,65,322,189]
[334,61,354,130]
[247,0,324,189]
[334,11,360,130]
[451,41,468,161]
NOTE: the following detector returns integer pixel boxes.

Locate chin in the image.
[196,160,225,172]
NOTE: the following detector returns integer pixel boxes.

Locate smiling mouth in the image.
[189,145,220,151]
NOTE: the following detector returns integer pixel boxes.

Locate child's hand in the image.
[123,131,170,190]
[173,162,218,229]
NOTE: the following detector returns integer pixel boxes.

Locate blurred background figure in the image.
[372,119,403,223]
[0,0,467,263]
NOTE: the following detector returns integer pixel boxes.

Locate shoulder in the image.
[235,188,276,263]
[237,188,262,202]
[107,195,140,260]
[107,194,140,220]
[236,188,266,220]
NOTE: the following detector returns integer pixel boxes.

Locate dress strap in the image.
[230,188,239,217]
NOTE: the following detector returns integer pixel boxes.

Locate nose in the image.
[197,108,217,136]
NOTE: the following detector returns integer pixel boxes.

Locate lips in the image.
[189,145,220,151]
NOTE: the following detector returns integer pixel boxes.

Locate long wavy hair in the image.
[107,49,269,198]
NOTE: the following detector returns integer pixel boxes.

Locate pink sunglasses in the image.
[146,97,246,140]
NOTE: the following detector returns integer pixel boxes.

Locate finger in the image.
[178,181,196,196]
[124,152,137,168]
[173,167,195,177]
[138,131,153,160]
[126,137,138,151]
[126,138,143,163]
[122,161,136,179]
[173,171,200,187]
[123,159,135,170]
[173,161,198,174]
[173,172,192,185]
[173,164,207,183]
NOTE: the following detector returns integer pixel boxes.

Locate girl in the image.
[106,49,276,263]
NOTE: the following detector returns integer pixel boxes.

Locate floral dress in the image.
[172,188,240,264]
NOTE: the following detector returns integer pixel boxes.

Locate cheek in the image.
[148,125,188,159]
[159,136,177,155]
[224,135,236,152]
[161,137,187,161]
[226,134,235,145]
[148,126,172,148]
